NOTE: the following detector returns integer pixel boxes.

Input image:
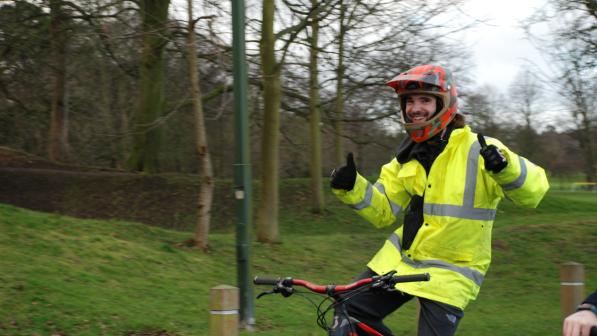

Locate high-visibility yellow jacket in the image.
[333,126,549,309]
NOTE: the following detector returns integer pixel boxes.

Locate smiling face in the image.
[405,94,437,124]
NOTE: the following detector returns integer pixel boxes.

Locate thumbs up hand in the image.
[478,134,508,173]
[331,153,357,191]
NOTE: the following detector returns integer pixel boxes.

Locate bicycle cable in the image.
[316,282,378,331]
[316,295,335,330]
[287,289,335,331]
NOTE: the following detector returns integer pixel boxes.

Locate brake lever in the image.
[257,290,275,299]
[370,270,398,291]
[370,281,395,292]
[256,284,295,299]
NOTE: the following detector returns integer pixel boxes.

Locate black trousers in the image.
[333,268,464,336]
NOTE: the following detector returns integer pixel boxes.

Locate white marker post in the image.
[560,262,585,319]
[209,285,239,336]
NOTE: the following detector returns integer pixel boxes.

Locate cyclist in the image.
[563,290,597,336]
[330,64,549,335]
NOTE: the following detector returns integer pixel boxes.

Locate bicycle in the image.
[254,270,430,335]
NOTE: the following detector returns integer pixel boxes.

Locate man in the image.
[330,64,549,335]
[563,290,597,336]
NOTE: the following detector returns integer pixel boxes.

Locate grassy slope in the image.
[1,186,596,336]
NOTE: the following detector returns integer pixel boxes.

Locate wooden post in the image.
[209,285,239,336]
[560,262,585,319]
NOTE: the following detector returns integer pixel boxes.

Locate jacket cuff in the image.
[333,173,369,205]
[584,290,597,306]
[488,151,525,189]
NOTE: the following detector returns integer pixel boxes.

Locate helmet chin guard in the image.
[387,65,458,142]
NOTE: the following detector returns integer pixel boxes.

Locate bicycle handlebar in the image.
[254,272,430,332]
[388,273,430,283]
[253,277,282,286]
[254,272,430,296]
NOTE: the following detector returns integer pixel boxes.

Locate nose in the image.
[410,100,424,113]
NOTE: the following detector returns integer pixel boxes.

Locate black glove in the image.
[330,153,357,190]
[478,133,508,173]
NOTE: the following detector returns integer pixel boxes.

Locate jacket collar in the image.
[396,123,463,164]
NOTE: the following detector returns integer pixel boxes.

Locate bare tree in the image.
[524,0,596,182]
[255,0,316,243]
[507,68,543,160]
[126,0,171,173]
[558,56,596,183]
[460,86,502,136]
[186,0,214,250]
[48,0,70,162]
[319,0,474,164]
[332,0,347,166]
[508,68,543,129]
[256,0,282,243]
[307,0,325,213]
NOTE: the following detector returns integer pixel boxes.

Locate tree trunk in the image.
[48,0,69,162]
[187,0,214,250]
[580,115,595,183]
[118,79,130,169]
[256,0,281,243]
[97,42,118,168]
[577,105,595,183]
[126,0,170,173]
[570,65,595,183]
[333,0,346,166]
[308,0,324,213]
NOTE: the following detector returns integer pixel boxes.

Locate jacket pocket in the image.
[418,243,474,263]
[444,250,473,263]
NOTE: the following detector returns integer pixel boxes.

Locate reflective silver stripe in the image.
[387,232,484,287]
[424,203,496,221]
[463,141,481,207]
[389,232,402,251]
[350,182,373,210]
[401,255,484,287]
[374,182,403,216]
[423,140,496,221]
[210,310,239,315]
[560,282,584,286]
[374,181,383,191]
[502,156,527,190]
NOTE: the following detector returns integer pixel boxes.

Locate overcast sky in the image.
[457,0,549,91]
[172,0,551,94]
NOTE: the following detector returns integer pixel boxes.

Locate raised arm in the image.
[332,157,411,228]
[478,134,549,208]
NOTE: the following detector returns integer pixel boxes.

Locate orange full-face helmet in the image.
[386,64,458,143]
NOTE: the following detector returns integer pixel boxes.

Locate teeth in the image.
[409,116,427,123]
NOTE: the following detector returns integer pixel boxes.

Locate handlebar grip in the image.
[391,273,430,283]
[253,276,281,285]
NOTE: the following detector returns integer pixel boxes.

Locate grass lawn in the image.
[1,187,596,335]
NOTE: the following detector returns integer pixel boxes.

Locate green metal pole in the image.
[231,0,254,329]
